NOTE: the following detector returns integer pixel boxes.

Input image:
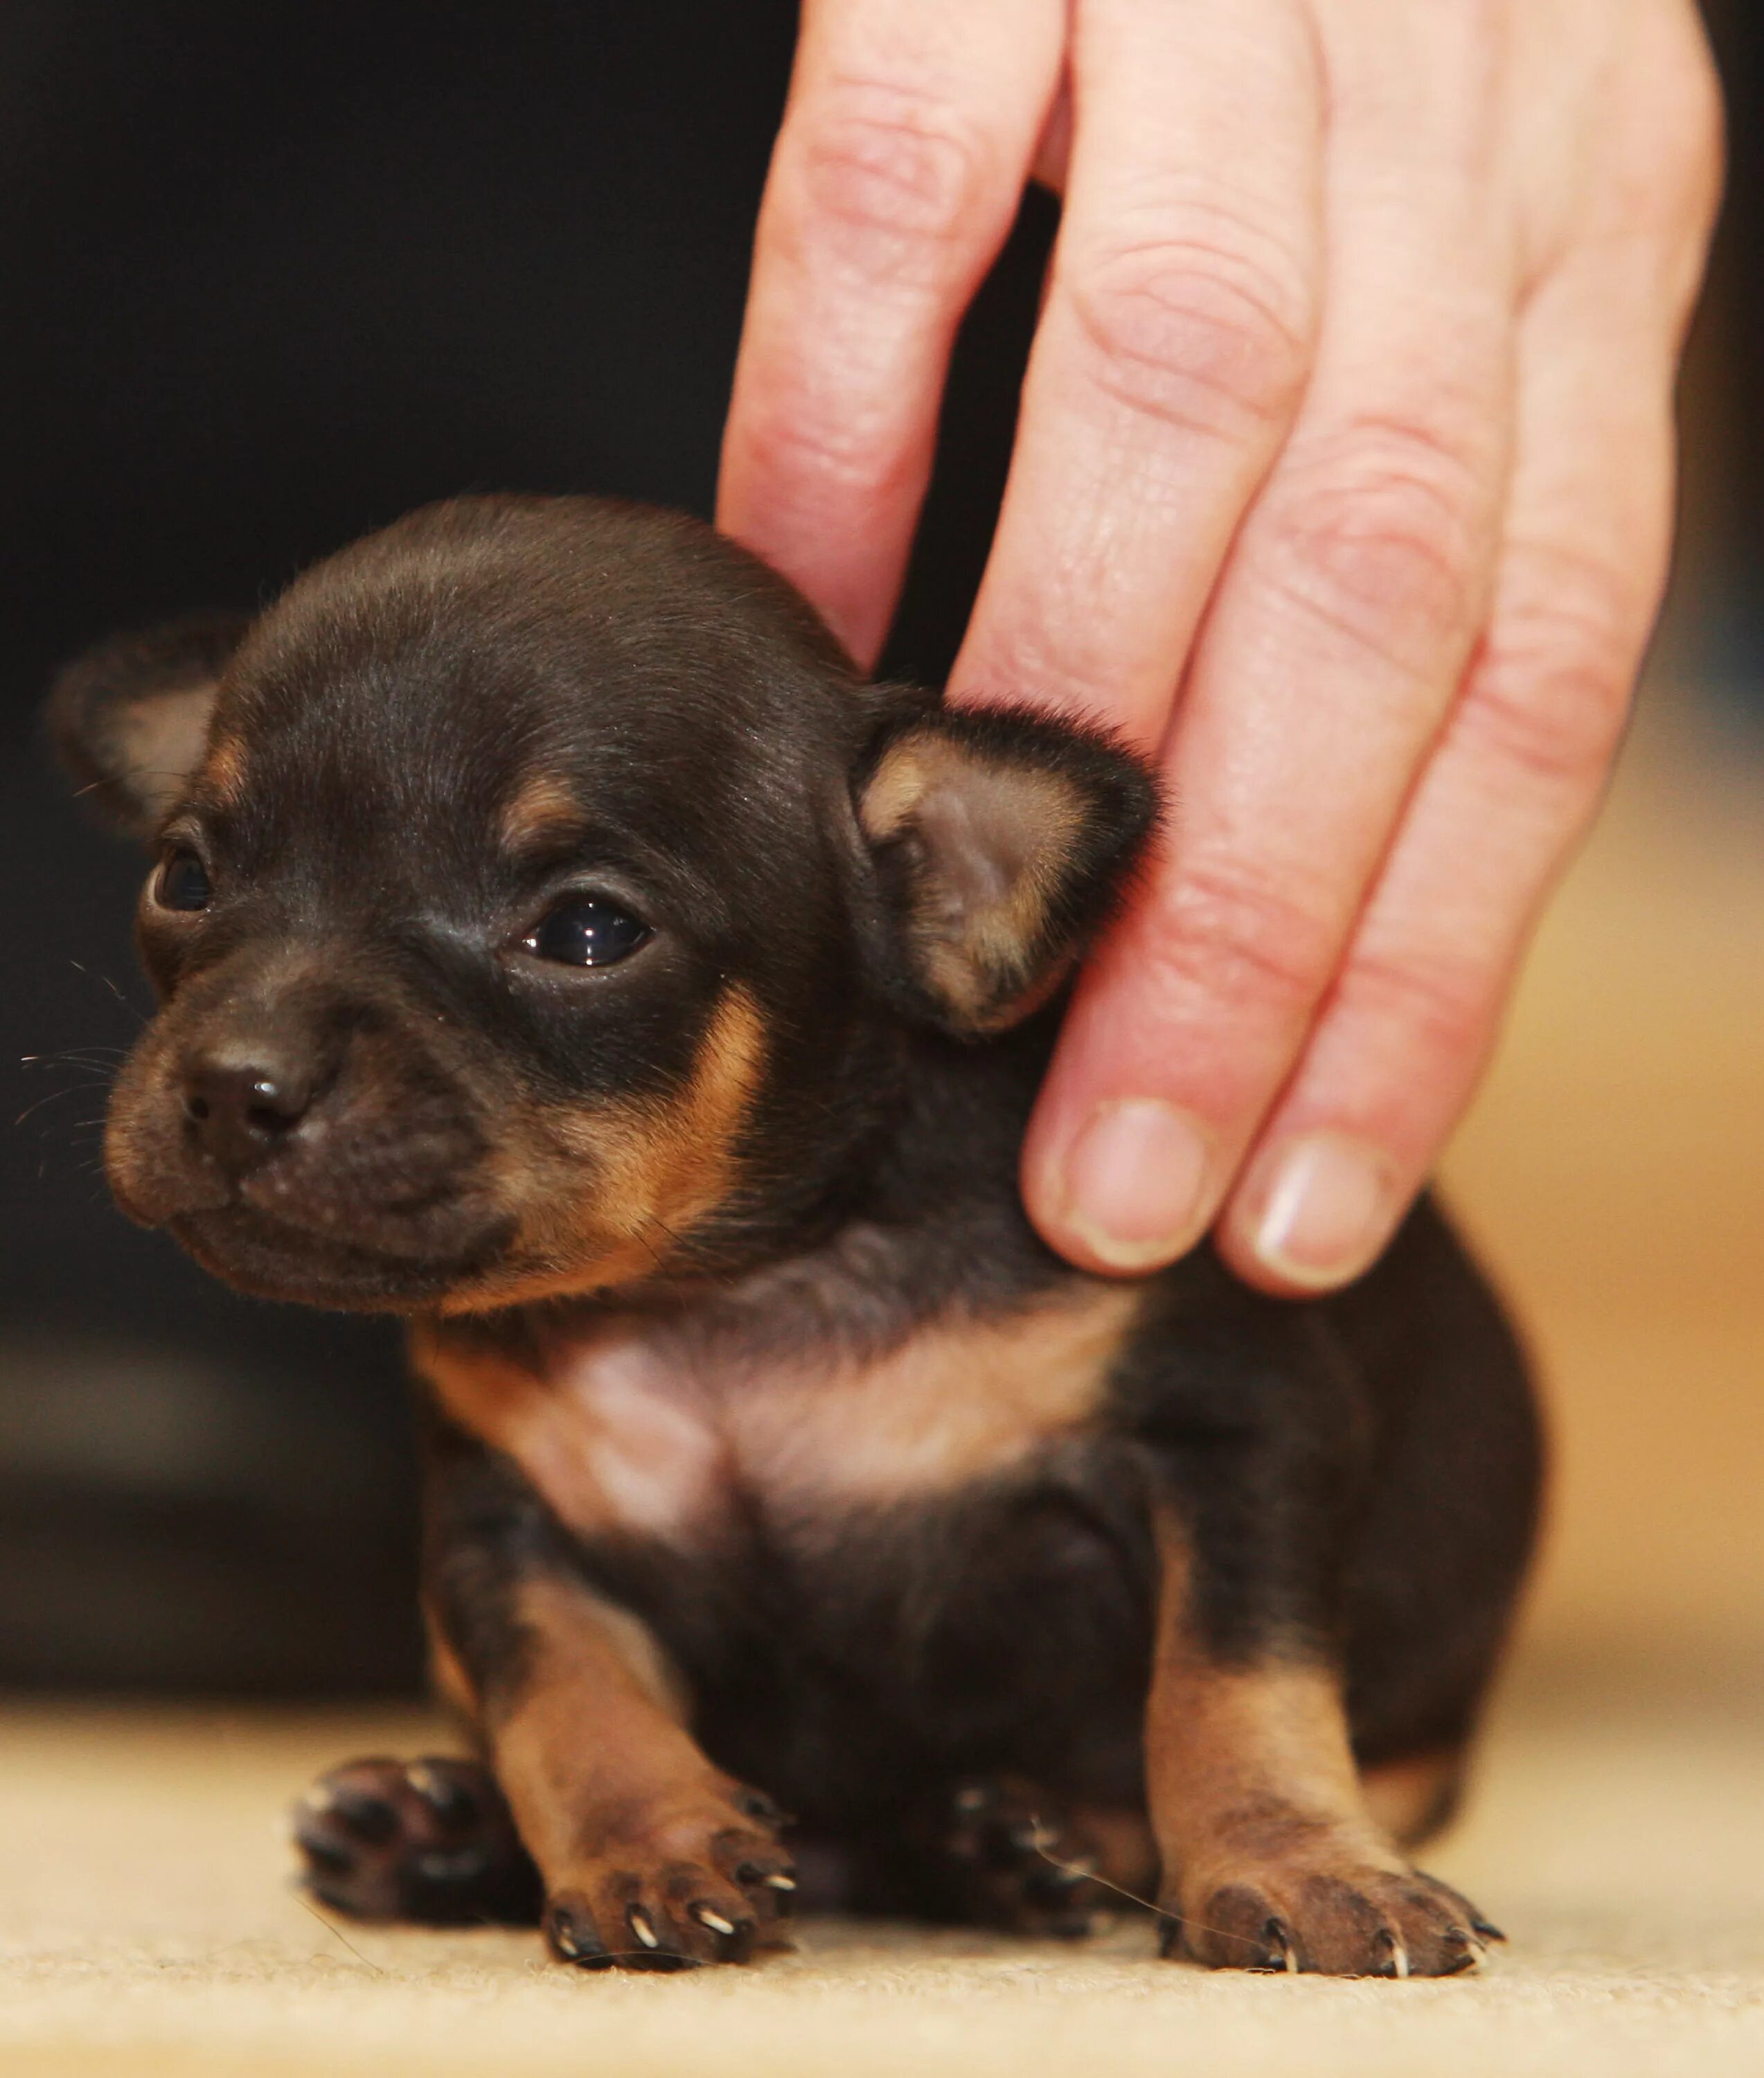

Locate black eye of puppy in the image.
[522,895,650,969]
[154,846,212,913]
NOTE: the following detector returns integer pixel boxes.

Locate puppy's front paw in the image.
[1163,1856,1501,1978]
[543,1786,796,1971]
[939,1779,1111,1937]
[294,1755,541,1926]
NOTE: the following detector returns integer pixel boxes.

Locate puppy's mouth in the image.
[170,1200,515,1311]
[106,1052,519,1306]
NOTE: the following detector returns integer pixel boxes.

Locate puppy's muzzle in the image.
[181,1045,321,1176]
[108,963,515,1304]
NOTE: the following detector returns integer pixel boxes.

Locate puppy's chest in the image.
[427,1284,1140,1552]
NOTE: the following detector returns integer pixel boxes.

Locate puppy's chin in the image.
[170,1205,514,1313]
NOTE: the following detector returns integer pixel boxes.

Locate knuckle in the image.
[1260,416,1490,676]
[1333,943,1490,1062]
[727,380,906,500]
[785,78,997,281]
[1459,547,1641,788]
[1151,856,1337,1016]
[1062,227,1312,441]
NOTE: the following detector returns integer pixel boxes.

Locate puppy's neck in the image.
[413,1011,1138,1546]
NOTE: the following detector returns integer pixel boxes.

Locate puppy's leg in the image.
[421,1425,795,1969]
[483,1572,796,1969]
[292,1579,797,1958]
[1123,1295,1502,1978]
[1145,1506,1494,1977]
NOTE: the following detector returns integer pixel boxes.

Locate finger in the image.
[1217,257,1691,1291]
[718,0,1064,667]
[1022,0,1515,1274]
[1214,0,1724,1292]
[950,0,1325,746]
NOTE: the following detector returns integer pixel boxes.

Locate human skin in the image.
[718,0,1722,1293]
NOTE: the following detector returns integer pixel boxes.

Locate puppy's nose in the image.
[182,1053,315,1171]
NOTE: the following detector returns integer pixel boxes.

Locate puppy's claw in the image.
[1375,1929,1409,1980]
[544,1899,614,1969]
[1253,1916,1298,1974]
[1439,1927,1488,1975]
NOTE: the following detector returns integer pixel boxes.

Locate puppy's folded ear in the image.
[856,702,1159,1036]
[46,611,251,840]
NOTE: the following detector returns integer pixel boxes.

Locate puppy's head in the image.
[50,496,1155,1313]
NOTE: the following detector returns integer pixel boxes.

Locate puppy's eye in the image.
[154,847,212,913]
[522,896,651,968]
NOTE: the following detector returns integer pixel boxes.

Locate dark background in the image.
[0,3,1754,1695]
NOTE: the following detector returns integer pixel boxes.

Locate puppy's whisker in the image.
[68,961,145,1024]
[632,1220,670,1275]
[1026,1823,1292,1960]
[71,763,193,802]
[15,1085,109,1127]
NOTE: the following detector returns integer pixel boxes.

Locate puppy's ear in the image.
[856,702,1159,1036]
[46,611,250,840]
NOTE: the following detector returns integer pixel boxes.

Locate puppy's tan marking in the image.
[416,1326,727,1544]
[488,1575,716,1874]
[1146,1516,1396,1888]
[195,731,250,806]
[515,1574,692,1723]
[420,1279,1140,1552]
[498,770,583,855]
[445,984,768,1311]
[730,1282,1141,1514]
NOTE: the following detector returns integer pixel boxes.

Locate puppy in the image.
[51,494,1540,1975]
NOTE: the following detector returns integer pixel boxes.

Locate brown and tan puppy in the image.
[51,494,1540,1975]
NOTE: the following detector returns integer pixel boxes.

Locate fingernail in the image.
[1059,1099,1213,1272]
[1250,1133,1396,1287]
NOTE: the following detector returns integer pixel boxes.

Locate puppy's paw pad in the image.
[294,1755,540,1926]
[941,1779,1109,1938]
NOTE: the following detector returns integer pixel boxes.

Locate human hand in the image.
[719,0,1722,1291]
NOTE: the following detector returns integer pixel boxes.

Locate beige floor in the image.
[3,695,1762,2077]
[5,1672,1764,2078]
